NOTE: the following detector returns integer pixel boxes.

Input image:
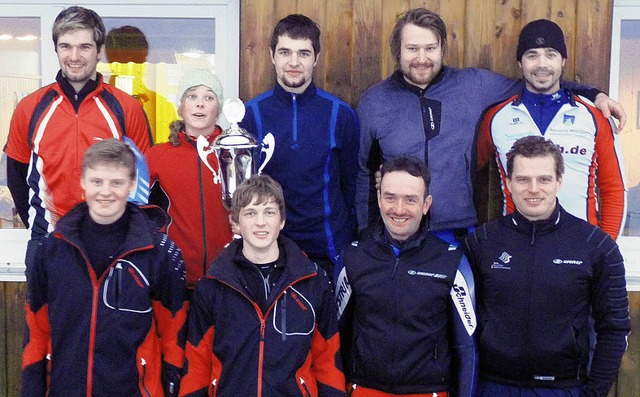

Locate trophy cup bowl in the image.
[197,98,275,209]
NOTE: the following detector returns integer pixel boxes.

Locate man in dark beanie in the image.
[516,19,567,61]
[476,19,626,240]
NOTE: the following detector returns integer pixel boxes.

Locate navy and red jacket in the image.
[179,236,346,396]
[22,202,188,397]
[463,204,630,396]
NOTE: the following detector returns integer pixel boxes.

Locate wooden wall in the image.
[0,283,24,397]
[239,0,613,108]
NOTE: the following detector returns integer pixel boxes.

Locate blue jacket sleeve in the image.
[355,98,382,233]
[337,104,360,232]
[477,68,600,105]
[449,254,478,397]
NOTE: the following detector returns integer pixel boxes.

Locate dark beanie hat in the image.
[517,19,567,60]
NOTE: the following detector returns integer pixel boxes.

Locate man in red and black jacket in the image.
[5,6,152,242]
[180,175,345,397]
[22,139,187,397]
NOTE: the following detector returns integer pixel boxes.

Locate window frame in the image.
[610,0,640,290]
[0,0,239,281]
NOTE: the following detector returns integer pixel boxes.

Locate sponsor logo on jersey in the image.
[563,114,575,125]
[552,259,583,265]
[335,267,351,319]
[451,270,476,335]
[407,270,447,279]
[556,144,588,156]
[491,251,513,270]
[498,251,512,264]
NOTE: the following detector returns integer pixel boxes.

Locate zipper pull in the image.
[300,377,311,397]
[391,257,400,278]
[115,263,123,310]
[281,290,287,341]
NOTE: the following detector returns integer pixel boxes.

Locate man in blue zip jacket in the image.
[336,156,477,397]
[464,136,630,397]
[240,14,359,279]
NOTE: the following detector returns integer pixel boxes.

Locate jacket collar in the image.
[508,201,563,244]
[273,80,317,105]
[180,125,223,146]
[54,202,165,255]
[207,235,318,289]
[389,66,447,95]
[56,70,101,99]
[371,217,430,253]
[511,84,578,107]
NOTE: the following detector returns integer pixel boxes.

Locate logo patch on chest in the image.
[552,259,583,265]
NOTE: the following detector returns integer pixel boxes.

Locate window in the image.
[610,0,640,288]
[0,17,40,230]
[98,17,218,143]
[0,1,239,280]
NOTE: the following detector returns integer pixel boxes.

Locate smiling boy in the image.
[180,174,345,396]
[22,139,187,396]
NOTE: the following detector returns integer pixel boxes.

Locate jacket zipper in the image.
[281,290,287,341]
[291,94,299,150]
[115,263,123,310]
[391,257,400,279]
[140,358,151,397]
[300,377,311,397]
[258,319,266,397]
[197,151,208,276]
[211,378,218,396]
[55,233,154,397]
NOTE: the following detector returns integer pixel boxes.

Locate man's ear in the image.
[422,194,433,215]
[229,214,240,235]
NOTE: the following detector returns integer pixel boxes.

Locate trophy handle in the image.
[196,135,220,184]
[258,133,275,175]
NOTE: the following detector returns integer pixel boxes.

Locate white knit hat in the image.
[177,68,224,112]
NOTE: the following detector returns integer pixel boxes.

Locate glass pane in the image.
[619,20,640,236]
[98,17,216,143]
[0,17,41,229]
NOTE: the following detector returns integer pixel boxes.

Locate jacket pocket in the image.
[103,260,152,313]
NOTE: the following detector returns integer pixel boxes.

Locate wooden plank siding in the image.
[239,0,613,106]
[1,282,25,397]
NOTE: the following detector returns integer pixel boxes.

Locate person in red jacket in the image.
[146,69,233,288]
[180,175,345,397]
[5,6,152,241]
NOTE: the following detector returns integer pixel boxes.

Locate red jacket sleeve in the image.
[588,102,627,239]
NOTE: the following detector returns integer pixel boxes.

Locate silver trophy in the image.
[197,98,275,209]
